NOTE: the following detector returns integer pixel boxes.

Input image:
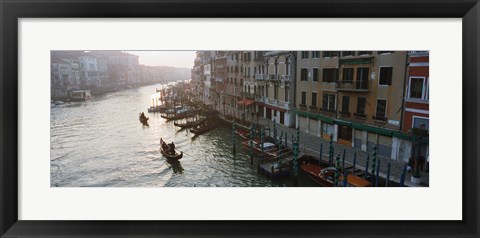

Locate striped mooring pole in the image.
[364,155,370,179]
[232,119,236,155]
[249,123,254,165]
[385,162,391,187]
[292,137,299,187]
[399,164,408,187]
[329,134,334,166]
[334,153,341,187]
[375,159,381,187]
[296,126,300,145]
[319,143,323,165]
[260,128,265,162]
[371,145,378,184]
[273,119,277,146]
[342,170,349,187]
[278,132,283,162]
[342,149,346,172]
[353,152,357,175]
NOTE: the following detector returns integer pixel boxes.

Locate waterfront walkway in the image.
[255,117,429,187]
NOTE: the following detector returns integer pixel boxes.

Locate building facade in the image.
[256,51,296,127]
[295,51,412,161]
[402,51,430,159]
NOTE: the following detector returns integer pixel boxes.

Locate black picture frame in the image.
[1,0,478,237]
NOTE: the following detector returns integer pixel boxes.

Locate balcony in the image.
[299,104,307,111]
[408,51,429,56]
[373,115,387,122]
[339,111,351,117]
[267,74,278,80]
[265,98,293,110]
[336,80,369,92]
[309,106,318,113]
[256,96,266,103]
[354,112,366,119]
[260,74,292,82]
[255,74,267,80]
[277,100,293,109]
[241,92,255,99]
[320,107,336,114]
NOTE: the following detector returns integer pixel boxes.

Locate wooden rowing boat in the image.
[301,163,371,187]
[160,138,183,160]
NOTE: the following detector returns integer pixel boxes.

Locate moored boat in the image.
[160,138,183,160]
[174,117,207,129]
[70,90,92,101]
[148,105,168,113]
[189,120,215,135]
[301,163,371,187]
[241,140,278,158]
[235,129,251,140]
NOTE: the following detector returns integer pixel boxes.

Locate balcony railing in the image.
[260,74,292,81]
[408,51,429,56]
[354,112,366,118]
[241,92,255,99]
[339,111,350,117]
[320,108,336,114]
[373,115,387,122]
[256,96,266,103]
[264,98,293,110]
[255,74,267,80]
[336,80,369,91]
[268,74,278,80]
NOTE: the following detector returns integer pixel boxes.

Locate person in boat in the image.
[161,139,169,151]
[169,142,175,155]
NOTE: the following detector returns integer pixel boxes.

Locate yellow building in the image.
[295,51,409,160]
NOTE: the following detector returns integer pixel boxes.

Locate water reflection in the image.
[50,83,316,187]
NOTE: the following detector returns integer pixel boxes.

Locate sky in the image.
[126,51,196,69]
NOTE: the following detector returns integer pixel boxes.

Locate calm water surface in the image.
[50,83,315,187]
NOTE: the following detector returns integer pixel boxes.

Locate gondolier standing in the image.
[169,142,175,155]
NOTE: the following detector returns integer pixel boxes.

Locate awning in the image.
[295,109,334,123]
[340,57,374,65]
[351,123,392,136]
[334,119,352,127]
[238,99,254,106]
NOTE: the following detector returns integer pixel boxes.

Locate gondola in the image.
[139,113,149,125]
[160,138,183,160]
[161,112,196,121]
[174,117,206,129]
[189,121,215,135]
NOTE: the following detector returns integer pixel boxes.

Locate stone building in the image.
[255,51,296,127]
[295,51,413,161]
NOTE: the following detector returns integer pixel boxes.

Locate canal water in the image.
[51,83,317,187]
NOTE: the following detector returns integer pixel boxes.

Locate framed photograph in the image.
[1,0,478,237]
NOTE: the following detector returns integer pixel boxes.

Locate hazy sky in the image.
[126,51,196,69]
